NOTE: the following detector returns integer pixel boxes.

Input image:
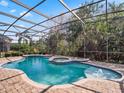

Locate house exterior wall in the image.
[0,35,12,52]
[0,42,11,52]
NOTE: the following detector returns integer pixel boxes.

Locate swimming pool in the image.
[2,56,123,85]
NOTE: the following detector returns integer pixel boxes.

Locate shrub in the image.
[5,51,23,57]
[5,52,11,57]
[11,52,23,56]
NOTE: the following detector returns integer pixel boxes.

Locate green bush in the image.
[11,52,23,56]
[10,43,20,51]
[5,52,23,57]
[5,52,11,57]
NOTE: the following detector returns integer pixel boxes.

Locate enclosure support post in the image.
[106,0,109,62]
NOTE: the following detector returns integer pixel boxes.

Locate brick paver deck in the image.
[0,56,124,93]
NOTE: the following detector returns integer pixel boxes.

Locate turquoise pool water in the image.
[2,56,122,85]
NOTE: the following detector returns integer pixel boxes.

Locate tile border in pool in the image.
[0,55,124,89]
[23,54,52,58]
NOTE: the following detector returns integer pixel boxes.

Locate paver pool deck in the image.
[0,56,124,93]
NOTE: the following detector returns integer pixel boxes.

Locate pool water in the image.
[2,56,122,85]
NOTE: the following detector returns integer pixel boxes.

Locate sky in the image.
[0,0,123,42]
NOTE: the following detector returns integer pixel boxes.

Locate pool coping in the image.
[49,56,90,64]
[0,55,124,89]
